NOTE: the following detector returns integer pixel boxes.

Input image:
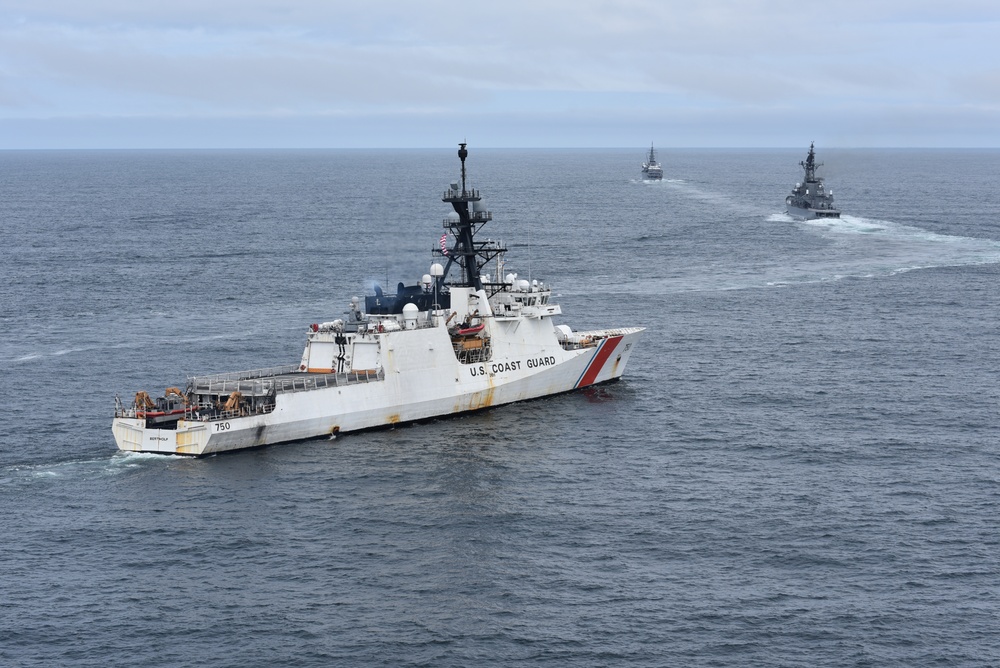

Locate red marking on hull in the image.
[577,336,623,388]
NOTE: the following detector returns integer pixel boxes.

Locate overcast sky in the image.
[1,1,998,148]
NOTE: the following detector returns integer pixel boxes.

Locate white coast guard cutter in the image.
[113,144,645,455]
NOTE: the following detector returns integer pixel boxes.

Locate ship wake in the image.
[617,214,1000,295]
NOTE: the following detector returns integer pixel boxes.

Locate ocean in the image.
[1,147,999,666]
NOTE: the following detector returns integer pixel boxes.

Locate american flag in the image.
[439,233,449,256]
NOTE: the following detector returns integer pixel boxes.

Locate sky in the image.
[1,1,998,148]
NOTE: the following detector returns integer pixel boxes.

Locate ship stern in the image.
[112,417,211,456]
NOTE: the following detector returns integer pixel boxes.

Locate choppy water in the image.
[2,148,999,667]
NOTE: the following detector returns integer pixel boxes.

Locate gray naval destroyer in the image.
[785,142,840,219]
[641,143,663,180]
[113,143,645,455]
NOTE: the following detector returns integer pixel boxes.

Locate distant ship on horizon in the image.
[785,142,840,219]
[641,143,663,181]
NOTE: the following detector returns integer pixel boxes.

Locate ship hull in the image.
[113,326,644,456]
[113,144,645,457]
[785,202,841,220]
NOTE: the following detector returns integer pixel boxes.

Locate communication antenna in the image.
[528,240,532,283]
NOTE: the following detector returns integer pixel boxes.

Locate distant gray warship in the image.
[641,144,663,180]
[785,142,840,219]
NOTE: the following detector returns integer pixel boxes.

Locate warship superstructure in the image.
[113,144,645,455]
[785,142,840,219]
[641,144,663,180]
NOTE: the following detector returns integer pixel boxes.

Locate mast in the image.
[800,141,821,183]
[438,143,507,293]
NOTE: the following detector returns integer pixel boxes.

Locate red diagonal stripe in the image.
[578,336,623,388]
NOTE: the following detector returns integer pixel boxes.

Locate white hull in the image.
[113,143,644,456]
[114,318,643,456]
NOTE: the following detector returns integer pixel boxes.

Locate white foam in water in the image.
[802,214,1000,245]
[802,215,1000,263]
[771,209,999,264]
[3,330,250,366]
[106,452,185,471]
[801,215,886,234]
[3,452,182,484]
[115,451,182,462]
[618,210,1000,296]
[667,179,771,216]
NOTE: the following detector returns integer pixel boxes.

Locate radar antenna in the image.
[800,141,822,183]
[436,143,508,294]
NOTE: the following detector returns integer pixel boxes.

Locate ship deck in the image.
[190,365,385,398]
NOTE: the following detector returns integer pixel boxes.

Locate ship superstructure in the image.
[641,144,663,180]
[113,144,645,455]
[785,142,840,219]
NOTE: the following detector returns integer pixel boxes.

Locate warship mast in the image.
[801,141,821,183]
[438,143,507,294]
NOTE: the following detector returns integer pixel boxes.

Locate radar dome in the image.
[430,263,444,277]
[446,211,460,222]
[402,303,419,330]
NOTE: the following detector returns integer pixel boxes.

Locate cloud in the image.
[1,1,999,146]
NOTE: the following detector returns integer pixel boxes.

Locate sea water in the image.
[1,148,999,666]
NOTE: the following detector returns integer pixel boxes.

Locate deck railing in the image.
[116,368,387,422]
[189,368,385,397]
